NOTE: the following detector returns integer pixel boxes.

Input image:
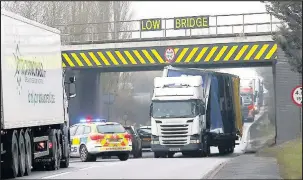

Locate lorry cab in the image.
[150,76,207,158]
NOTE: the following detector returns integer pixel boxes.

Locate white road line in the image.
[41,172,71,179]
[79,166,98,171]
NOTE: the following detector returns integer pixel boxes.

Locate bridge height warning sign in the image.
[291,86,302,107]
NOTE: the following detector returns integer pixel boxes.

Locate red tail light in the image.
[124,133,131,139]
[49,142,53,149]
[90,134,105,141]
[247,104,254,110]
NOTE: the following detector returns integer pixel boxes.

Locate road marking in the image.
[41,172,71,179]
[79,166,98,171]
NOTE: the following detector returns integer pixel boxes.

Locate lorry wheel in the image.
[202,134,210,157]
[18,130,26,177]
[60,125,70,168]
[56,130,62,165]
[24,129,32,175]
[218,146,227,155]
[133,150,141,158]
[154,152,161,158]
[167,152,174,158]
[118,153,129,161]
[4,130,19,178]
[46,129,60,170]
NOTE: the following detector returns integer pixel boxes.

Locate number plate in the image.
[143,138,151,141]
[169,148,180,151]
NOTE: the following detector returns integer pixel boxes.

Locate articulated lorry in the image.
[1,10,76,178]
[150,66,243,158]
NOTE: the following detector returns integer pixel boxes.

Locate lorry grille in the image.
[160,124,189,145]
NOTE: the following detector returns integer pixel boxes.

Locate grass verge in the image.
[258,138,302,179]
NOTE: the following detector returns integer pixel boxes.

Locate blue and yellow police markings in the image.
[61,42,277,69]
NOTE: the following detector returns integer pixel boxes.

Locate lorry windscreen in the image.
[152,100,198,118]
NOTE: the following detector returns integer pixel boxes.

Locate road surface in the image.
[14,147,243,179]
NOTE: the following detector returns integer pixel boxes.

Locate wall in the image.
[274,48,302,144]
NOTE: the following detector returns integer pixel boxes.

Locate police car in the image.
[69,118,132,162]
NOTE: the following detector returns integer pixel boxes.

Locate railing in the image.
[54,12,282,45]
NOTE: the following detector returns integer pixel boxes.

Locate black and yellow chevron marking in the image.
[61,42,277,68]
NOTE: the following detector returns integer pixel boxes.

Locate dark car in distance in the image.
[137,126,152,149]
[124,126,142,158]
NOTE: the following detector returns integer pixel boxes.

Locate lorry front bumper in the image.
[151,143,201,152]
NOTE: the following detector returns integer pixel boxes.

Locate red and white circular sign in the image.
[164,47,175,63]
[291,85,302,107]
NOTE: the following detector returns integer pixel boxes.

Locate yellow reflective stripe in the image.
[80,53,93,66]
[265,44,277,60]
[62,53,75,67]
[194,47,208,62]
[62,62,66,68]
[71,53,84,66]
[97,52,110,65]
[224,46,238,61]
[175,48,189,63]
[115,51,128,65]
[174,48,179,54]
[254,44,269,60]
[142,50,155,63]
[88,52,102,66]
[133,50,146,64]
[244,45,259,60]
[124,51,137,64]
[185,47,199,63]
[106,51,119,65]
[151,49,165,63]
[214,46,228,61]
[204,46,218,62]
[234,45,249,61]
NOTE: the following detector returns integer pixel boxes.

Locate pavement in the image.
[208,154,282,179]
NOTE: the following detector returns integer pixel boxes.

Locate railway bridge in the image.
[57,12,301,144]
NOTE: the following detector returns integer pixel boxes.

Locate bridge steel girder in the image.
[61,35,277,71]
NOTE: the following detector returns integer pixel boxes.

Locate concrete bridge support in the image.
[66,69,104,125]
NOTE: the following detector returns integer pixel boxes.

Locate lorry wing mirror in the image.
[149,103,153,117]
[69,76,76,83]
[68,83,76,99]
[200,104,206,115]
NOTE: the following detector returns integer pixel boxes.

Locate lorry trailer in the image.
[1,10,76,178]
[150,66,243,158]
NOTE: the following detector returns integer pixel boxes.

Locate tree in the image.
[265,1,302,74]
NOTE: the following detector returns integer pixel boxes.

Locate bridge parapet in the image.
[54,12,281,45]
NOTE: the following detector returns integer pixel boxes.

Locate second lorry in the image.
[150,66,243,158]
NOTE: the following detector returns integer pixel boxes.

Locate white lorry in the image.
[150,66,243,158]
[1,10,76,178]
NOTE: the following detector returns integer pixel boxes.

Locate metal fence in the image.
[54,12,282,44]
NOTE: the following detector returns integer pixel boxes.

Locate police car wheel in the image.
[79,145,89,162]
[118,153,129,161]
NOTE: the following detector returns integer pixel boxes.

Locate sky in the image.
[130,1,270,79]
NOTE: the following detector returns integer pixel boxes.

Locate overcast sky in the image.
[131,1,270,79]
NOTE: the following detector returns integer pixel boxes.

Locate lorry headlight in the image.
[190,140,200,143]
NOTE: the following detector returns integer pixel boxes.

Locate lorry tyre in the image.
[60,125,70,168]
[154,152,161,158]
[218,146,227,155]
[56,130,63,164]
[118,153,129,161]
[18,130,26,177]
[4,130,19,178]
[24,129,32,175]
[202,134,210,157]
[167,152,174,158]
[133,149,142,158]
[46,129,60,170]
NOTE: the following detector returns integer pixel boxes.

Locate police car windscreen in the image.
[97,124,126,133]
